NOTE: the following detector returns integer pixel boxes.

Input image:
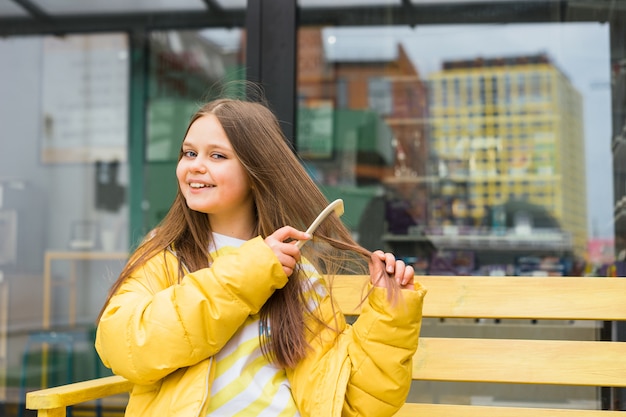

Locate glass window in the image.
[0,25,244,409]
[298,22,611,264]
[297,14,622,407]
[0,32,130,395]
[2,1,625,412]
[368,77,393,115]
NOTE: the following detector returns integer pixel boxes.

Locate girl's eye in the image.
[183,150,197,158]
[211,153,226,160]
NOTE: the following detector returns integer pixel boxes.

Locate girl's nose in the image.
[189,157,207,173]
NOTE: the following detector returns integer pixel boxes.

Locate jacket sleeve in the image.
[95,236,287,385]
[342,284,426,417]
[287,277,426,417]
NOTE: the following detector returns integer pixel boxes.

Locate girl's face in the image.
[177,114,255,238]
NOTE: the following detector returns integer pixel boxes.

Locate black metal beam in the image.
[296,0,618,26]
[0,10,245,37]
[127,29,150,246]
[245,1,261,86]
[201,0,225,15]
[246,0,297,144]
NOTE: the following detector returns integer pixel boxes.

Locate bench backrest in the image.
[27,275,626,416]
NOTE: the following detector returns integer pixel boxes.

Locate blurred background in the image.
[1,0,625,415]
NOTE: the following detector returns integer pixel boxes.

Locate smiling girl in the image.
[95,98,426,417]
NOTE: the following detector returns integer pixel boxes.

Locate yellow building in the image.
[428,54,588,255]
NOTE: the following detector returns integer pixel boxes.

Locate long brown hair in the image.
[99,98,387,368]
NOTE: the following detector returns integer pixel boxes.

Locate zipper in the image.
[195,356,213,417]
[333,354,351,416]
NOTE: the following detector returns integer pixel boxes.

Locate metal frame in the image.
[246,0,297,142]
[1,1,622,38]
[127,30,150,246]
[0,11,244,36]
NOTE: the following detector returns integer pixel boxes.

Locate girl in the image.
[95,98,426,417]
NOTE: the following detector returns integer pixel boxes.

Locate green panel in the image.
[144,162,178,230]
[146,98,198,162]
[334,109,393,163]
[320,185,380,231]
[128,32,149,250]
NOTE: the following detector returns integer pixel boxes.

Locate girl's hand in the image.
[369,250,415,290]
[264,226,311,276]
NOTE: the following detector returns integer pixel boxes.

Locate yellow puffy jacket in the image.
[95,236,426,417]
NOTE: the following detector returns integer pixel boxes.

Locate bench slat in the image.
[420,276,626,320]
[395,403,626,416]
[415,337,626,386]
[332,275,626,320]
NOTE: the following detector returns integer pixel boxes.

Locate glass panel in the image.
[0,1,29,17]
[0,33,129,405]
[29,0,206,15]
[142,28,245,233]
[298,22,614,276]
[298,4,623,409]
[613,19,626,276]
[215,0,247,9]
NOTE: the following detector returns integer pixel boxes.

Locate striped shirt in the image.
[206,233,324,416]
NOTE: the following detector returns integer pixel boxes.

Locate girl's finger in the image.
[394,260,406,285]
[272,226,310,243]
[372,250,386,261]
[402,265,415,286]
[384,252,396,274]
[368,252,387,286]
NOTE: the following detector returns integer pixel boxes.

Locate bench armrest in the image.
[26,375,132,414]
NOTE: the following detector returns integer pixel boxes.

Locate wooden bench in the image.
[26,275,626,416]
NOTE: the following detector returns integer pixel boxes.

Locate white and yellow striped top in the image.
[206,233,324,416]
